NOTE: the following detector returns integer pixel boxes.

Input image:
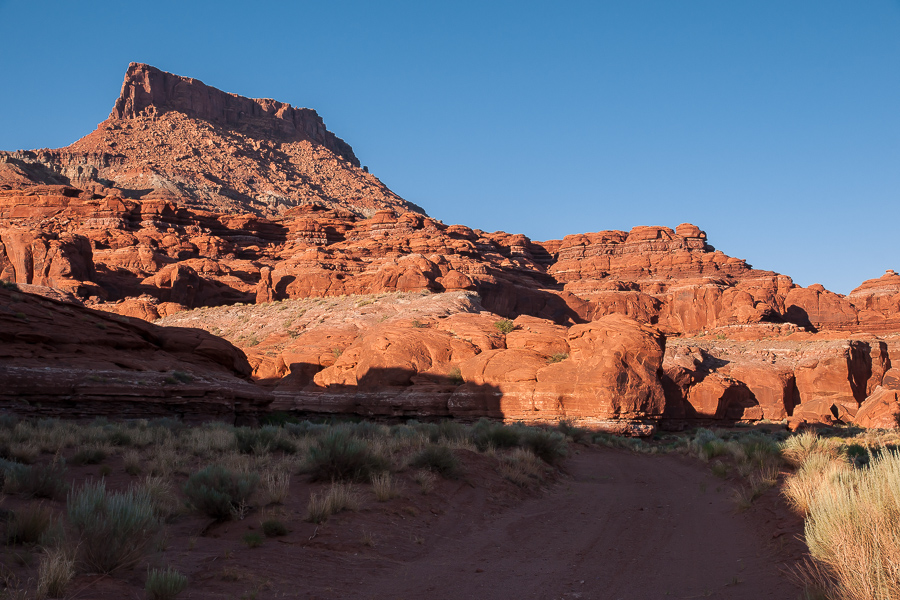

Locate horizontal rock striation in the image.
[2,63,900,431]
[0,284,268,422]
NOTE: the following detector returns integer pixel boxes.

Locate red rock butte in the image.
[0,63,422,218]
[1,63,899,432]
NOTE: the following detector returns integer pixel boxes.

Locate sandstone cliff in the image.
[1,63,899,432]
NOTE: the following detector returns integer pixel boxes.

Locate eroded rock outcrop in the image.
[0,284,266,421]
[3,63,900,431]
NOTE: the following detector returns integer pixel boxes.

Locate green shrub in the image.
[261,519,288,537]
[171,371,193,384]
[145,567,188,600]
[6,502,54,545]
[557,420,589,443]
[409,445,460,479]
[242,532,263,548]
[845,443,870,467]
[182,465,259,521]
[2,458,68,500]
[106,430,133,447]
[307,431,388,483]
[71,447,107,466]
[473,419,521,450]
[235,426,296,454]
[431,420,469,444]
[447,366,464,385]
[67,480,161,573]
[493,319,515,334]
[521,429,568,465]
[547,353,568,364]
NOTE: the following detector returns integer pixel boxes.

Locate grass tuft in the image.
[145,566,188,600]
[67,479,160,574]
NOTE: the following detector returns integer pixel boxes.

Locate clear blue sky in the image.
[1,0,898,294]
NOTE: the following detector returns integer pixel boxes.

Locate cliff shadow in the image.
[266,364,504,422]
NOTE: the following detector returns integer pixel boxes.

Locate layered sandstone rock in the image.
[662,332,895,428]
[0,63,418,218]
[0,284,266,421]
[3,63,900,430]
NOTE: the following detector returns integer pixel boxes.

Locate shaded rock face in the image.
[0,285,266,421]
[155,294,663,433]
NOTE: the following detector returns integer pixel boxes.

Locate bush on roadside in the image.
[409,445,459,479]
[145,567,188,600]
[802,449,900,600]
[521,428,568,465]
[182,465,259,521]
[67,480,161,573]
[306,431,388,482]
[473,419,521,451]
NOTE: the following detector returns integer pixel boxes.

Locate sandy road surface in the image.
[355,448,800,600]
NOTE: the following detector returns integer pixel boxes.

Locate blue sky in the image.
[1,0,898,294]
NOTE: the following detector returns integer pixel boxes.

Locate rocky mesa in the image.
[2,63,900,433]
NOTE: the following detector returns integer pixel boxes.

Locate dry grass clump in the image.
[783,452,851,516]
[802,450,900,600]
[261,469,291,504]
[371,472,399,501]
[412,470,437,494]
[5,502,55,545]
[137,476,181,522]
[67,479,161,574]
[36,547,75,599]
[499,448,548,487]
[781,430,840,467]
[780,430,900,600]
[145,566,188,600]
[305,483,359,524]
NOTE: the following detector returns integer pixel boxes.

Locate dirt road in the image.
[355,448,800,600]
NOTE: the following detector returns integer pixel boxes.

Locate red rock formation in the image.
[0,284,266,421]
[3,63,900,430]
[0,64,419,218]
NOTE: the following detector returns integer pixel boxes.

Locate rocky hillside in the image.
[1,63,899,432]
[0,63,421,217]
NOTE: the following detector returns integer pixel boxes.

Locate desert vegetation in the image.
[777,429,900,600]
[0,414,569,598]
[3,410,895,599]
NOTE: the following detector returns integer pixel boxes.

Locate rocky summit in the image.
[2,63,900,432]
[0,63,421,218]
